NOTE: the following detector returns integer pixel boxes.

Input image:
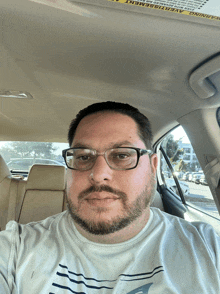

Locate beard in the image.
[66,172,156,235]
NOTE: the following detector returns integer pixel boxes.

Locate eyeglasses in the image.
[62,147,153,171]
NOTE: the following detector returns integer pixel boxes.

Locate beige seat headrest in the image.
[0,155,11,183]
[26,164,66,190]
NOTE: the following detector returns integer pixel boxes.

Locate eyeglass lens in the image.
[65,148,138,170]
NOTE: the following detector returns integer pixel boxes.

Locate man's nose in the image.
[89,155,113,184]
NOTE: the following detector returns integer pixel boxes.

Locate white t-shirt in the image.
[0,208,219,294]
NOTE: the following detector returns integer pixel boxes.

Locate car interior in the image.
[0,0,220,234]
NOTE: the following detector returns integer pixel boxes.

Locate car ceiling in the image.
[0,0,220,144]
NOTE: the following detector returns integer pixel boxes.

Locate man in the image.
[0,101,220,293]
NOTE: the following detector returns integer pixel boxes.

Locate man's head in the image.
[68,101,153,150]
[65,101,158,241]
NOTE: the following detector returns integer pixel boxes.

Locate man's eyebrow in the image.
[111,141,134,148]
[72,141,134,149]
[72,143,93,149]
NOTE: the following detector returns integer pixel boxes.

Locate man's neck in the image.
[73,207,151,244]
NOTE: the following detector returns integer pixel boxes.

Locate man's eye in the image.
[113,153,130,160]
[76,155,91,161]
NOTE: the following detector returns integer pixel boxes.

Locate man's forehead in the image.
[78,111,136,130]
[76,112,135,131]
[72,112,146,149]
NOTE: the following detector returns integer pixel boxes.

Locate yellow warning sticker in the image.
[108,0,220,21]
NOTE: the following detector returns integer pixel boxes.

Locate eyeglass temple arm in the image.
[140,149,153,156]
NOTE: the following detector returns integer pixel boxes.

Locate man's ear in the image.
[150,153,158,175]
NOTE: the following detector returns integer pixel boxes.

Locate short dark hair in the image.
[68,101,153,149]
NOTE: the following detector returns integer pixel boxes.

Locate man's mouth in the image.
[77,185,127,208]
[84,193,119,206]
[85,192,119,200]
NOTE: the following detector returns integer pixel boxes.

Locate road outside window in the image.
[160,126,220,220]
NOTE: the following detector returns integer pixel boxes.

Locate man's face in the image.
[66,111,158,235]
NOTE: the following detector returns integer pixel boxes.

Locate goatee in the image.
[66,173,156,235]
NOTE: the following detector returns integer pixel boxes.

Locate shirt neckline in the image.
[67,208,154,248]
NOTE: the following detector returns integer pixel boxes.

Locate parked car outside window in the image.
[158,125,220,235]
[0,142,69,173]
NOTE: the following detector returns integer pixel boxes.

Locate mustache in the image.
[78,185,127,200]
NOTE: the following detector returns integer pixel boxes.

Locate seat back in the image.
[18,164,66,224]
[0,155,12,230]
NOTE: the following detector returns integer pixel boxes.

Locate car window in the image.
[0,141,69,172]
[159,126,220,220]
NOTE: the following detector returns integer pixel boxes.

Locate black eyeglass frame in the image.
[62,147,153,171]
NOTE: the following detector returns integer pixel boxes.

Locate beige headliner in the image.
[0,0,220,144]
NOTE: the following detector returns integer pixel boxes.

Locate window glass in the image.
[159,150,189,201]
[183,154,190,160]
[0,141,69,171]
[160,152,189,199]
[160,126,220,220]
[184,148,190,153]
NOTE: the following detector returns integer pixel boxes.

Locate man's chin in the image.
[67,205,136,235]
[66,173,156,235]
[67,197,145,235]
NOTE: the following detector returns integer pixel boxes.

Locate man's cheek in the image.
[66,170,79,190]
[66,168,75,180]
[133,172,147,186]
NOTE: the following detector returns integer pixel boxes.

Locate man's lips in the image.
[84,193,119,206]
[77,185,127,208]
[84,193,119,201]
[78,185,127,202]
